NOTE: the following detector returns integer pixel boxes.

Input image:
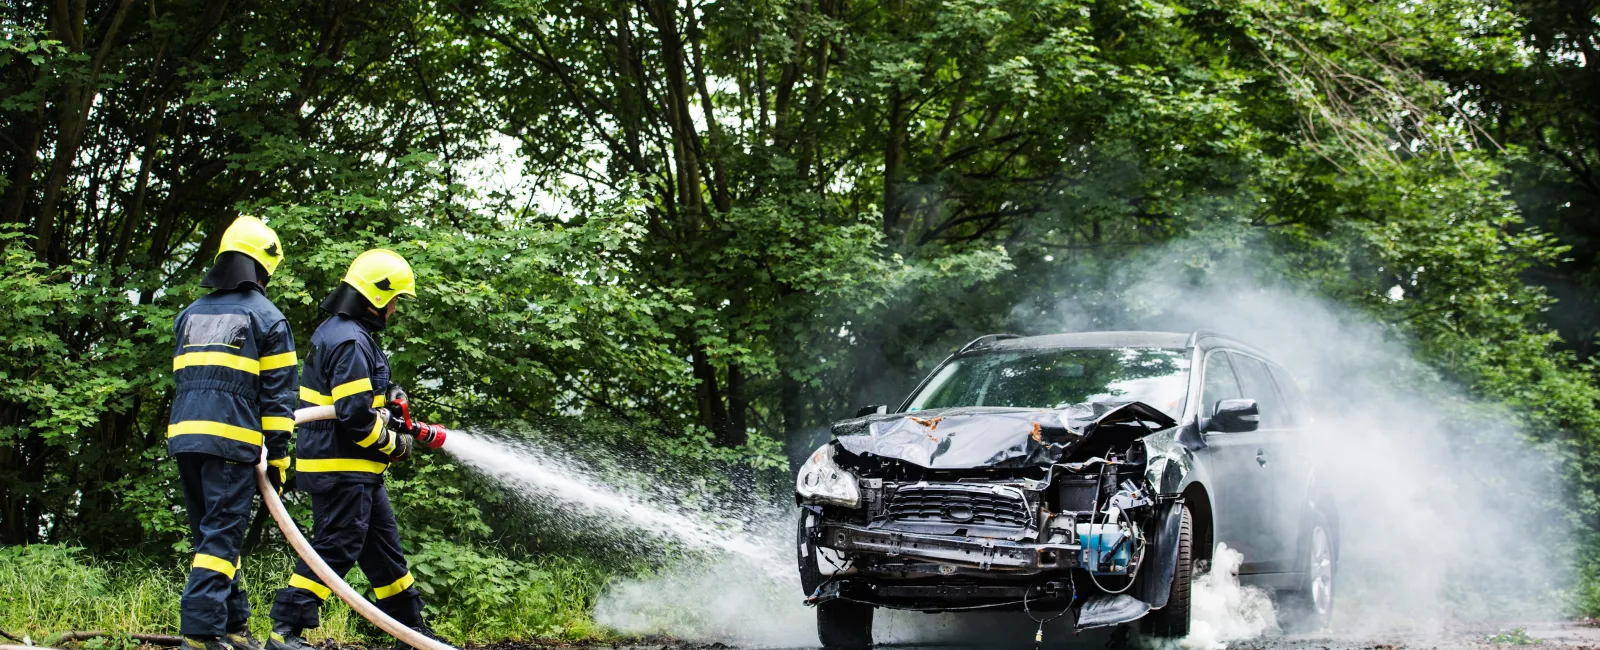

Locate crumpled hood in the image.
[831,402,1176,469]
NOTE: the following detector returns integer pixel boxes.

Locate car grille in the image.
[885,483,1033,528]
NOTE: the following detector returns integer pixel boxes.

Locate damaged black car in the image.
[796,331,1338,648]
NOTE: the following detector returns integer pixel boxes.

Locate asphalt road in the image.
[562,622,1600,650]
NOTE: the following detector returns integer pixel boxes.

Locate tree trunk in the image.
[882,87,910,239]
[725,362,749,447]
[691,342,729,439]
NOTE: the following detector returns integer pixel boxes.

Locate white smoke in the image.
[593,557,817,646]
[1013,246,1575,635]
[1149,544,1278,650]
[461,237,1573,647]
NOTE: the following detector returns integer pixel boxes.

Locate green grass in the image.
[1487,628,1545,646]
[0,544,613,645]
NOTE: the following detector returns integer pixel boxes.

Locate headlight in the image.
[796,444,862,508]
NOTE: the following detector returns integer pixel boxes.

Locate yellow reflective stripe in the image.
[331,378,373,400]
[295,457,388,474]
[193,554,237,579]
[373,572,414,600]
[236,557,244,570]
[300,387,334,406]
[262,416,295,432]
[355,418,384,448]
[372,395,387,408]
[259,351,297,371]
[173,351,260,375]
[167,421,263,446]
[288,574,331,600]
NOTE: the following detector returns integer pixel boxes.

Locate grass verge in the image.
[0,544,613,645]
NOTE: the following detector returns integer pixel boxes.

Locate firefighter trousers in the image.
[269,483,424,629]
[176,453,256,637]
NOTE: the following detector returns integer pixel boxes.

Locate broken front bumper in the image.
[816,523,1080,571]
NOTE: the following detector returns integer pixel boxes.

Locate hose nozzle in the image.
[415,423,447,449]
[385,386,447,451]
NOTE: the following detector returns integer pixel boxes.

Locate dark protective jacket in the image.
[167,286,298,463]
[295,314,394,493]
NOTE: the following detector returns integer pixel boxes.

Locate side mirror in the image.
[1208,398,1260,433]
[855,404,888,418]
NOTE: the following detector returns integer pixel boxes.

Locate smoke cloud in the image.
[1009,242,1574,632]
[585,237,1575,646]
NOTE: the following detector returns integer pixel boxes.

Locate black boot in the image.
[181,637,231,650]
[264,621,314,650]
[391,623,445,650]
[222,626,263,650]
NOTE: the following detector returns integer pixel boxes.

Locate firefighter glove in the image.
[266,456,290,492]
[388,431,413,462]
[387,383,409,407]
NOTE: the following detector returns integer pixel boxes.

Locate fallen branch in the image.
[48,631,183,647]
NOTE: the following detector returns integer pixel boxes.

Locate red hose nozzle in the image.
[387,395,448,450]
[416,424,447,449]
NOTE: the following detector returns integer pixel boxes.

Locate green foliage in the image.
[0,543,610,644]
[1487,628,1545,645]
[6,0,1600,635]
[406,542,609,642]
[0,545,178,641]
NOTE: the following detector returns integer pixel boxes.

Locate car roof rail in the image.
[958,333,1022,354]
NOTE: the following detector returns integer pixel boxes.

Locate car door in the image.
[1267,363,1319,573]
[1193,350,1278,569]
[1229,353,1303,573]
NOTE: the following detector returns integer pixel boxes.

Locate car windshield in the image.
[905,347,1190,419]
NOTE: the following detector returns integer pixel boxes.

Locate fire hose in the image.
[0,402,454,650]
[255,404,454,650]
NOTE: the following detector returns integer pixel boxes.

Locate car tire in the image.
[1140,504,1193,638]
[817,599,874,650]
[1279,510,1336,633]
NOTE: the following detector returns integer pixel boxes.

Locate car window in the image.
[1200,351,1242,418]
[906,347,1191,419]
[1232,354,1288,429]
[1269,365,1310,427]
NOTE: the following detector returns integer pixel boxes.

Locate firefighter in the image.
[169,216,297,650]
[267,249,435,650]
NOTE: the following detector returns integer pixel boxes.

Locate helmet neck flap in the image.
[201,251,269,292]
[320,283,387,331]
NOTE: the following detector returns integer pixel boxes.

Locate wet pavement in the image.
[509,621,1600,650]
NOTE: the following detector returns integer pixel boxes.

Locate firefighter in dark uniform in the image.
[268,249,435,650]
[169,216,297,650]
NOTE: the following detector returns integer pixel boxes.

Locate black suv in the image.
[795,331,1337,648]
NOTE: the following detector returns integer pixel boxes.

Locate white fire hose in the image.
[253,406,458,650]
[0,407,461,650]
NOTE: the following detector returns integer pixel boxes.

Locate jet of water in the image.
[439,428,786,573]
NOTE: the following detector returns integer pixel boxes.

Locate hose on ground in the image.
[0,406,456,650]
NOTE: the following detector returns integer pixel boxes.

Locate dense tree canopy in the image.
[3,0,1599,592]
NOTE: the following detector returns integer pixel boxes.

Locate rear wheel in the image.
[1140,504,1193,638]
[817,599,874,649]
[1279,512,1335,633]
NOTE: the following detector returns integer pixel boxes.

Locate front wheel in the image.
[1279,511,1336,633]
[1140,504,1193,638]
[817,599,873,649]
